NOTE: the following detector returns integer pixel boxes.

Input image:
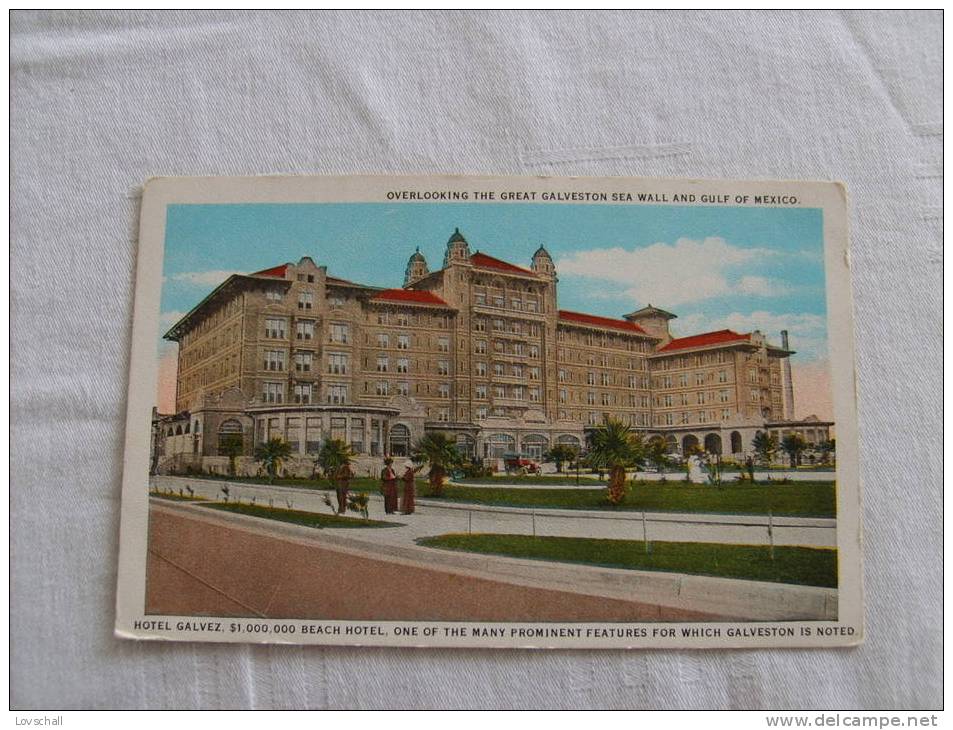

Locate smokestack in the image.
[781,330,795,419]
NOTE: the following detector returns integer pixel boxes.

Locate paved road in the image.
[152,475,836,548]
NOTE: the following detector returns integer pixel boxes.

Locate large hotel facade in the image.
[153,228,831,475]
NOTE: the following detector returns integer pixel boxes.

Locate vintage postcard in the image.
[115,174,862,648]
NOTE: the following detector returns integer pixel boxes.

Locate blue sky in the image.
[160,202,827,360]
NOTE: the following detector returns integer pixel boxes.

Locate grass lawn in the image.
[456,474,607,486]
[424,480,836,518]
[202,502,401,528]
[419,533,837,587]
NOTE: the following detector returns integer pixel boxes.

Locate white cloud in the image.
[159,310,187,329]
[673,310,828,360]
[166,270,239,287]
[556,237,788,307]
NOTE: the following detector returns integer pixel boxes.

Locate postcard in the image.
[115,174,861,648]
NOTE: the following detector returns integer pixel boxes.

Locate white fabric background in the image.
[10,10,942,710]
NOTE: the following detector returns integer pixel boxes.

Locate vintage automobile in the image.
[502,453,540,475]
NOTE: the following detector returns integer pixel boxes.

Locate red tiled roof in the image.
[251,264,289,278]
[658,329,751,352]
[371,288,452,307]
[558,310,648,334]
[470,251,535,275]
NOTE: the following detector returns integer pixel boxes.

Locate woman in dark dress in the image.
[381,457,398,514]
[400,461,416,515]
[335,461,353,514]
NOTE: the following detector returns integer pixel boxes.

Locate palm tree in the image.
[316,438,354,480]
[646,437,672,475]
[544,443,577,473]
[412,432,461,497]
[817,438,836,465]
[586,418,645,505]
[752,431,778,467]
[254,437,293,482]
[219,434,244,476]
[781,433,808,468]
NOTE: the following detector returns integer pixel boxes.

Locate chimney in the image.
[781,330,795,419]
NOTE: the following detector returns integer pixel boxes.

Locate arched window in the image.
[175,424,183,435]
[486,433,516,459]
[682,434,699,456]
[455,433,475,459]
[389,424,411,457]
[730,431,743,454]
[556,434,581,448]
[704,433,722,455]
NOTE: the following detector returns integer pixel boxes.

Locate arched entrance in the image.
[217,419,244,455]
[556,434,581,449]
[388,424,411,457]
[704,433,722,455]
[730,431,743,454]
[522,434,549,460]
[486,433,516,459]
[682,434,700,455]
[664,435,677,453]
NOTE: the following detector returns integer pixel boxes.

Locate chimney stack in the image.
[781,330,795,419]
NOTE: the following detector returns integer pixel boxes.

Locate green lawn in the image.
[202,502,401,528]
[456,474,607,486]
[419,533,838,587]
[424,480,836,518]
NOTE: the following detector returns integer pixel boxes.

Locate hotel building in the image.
[153,228,831,475]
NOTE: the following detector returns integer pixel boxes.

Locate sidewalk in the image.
[148,499,838,622]
[153,475,836,549]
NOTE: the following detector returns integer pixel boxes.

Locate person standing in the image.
[400,461,416,515]
[381,457,398,514]
[335,461,353,514]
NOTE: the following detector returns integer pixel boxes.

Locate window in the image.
[680,393,689,406]
[476,385,487,399]
[396,312,410,326]
[698,392,706,404]
[664,395,673,407]
[494,385,506,399]
[376,381,389,396]
[679,374,688,387]
[262,382,284,403]
[698,411,708,423]
[350,418,364,454]
[558,369,566,382]
[588,412,598,425]
[298,292,313,310]
[474,318,486,332]
[328,353,348,374]
[377,333,390,348]
[396,381,409,396]
[328,295,345,307]
[494,341,504,354]
[438,360,450,376]
[475,292,486,306]
[476,361,487,377]
[293,383,312,404]
[719,389,730,402]
[722,408,731,420]
[397,358,409,373]
[587,392,596,405]
[266,290,283,302]
[511,298,521,310]
[601,373,610,386]
[526,299,538,313]
[529,324,540,337]
[264,318,286,339]
[664,413,674,426]
[587,372,596,386]
[477,406,488,420]
[494,363,505,377]
[263,350,285,371]
[512,364,523,378]
[529,367,539,380]
[327,385,348,404]
[663,375,673,388]
[601,393,611,406]
[306,417,321,454]
[718,370,728,383]
[513,386,524,400]
[330,323,348,343]
[376,356,388,372]
[294,351,312,372]
[493,295,504,308]
[438,383,450,399]
[628,375,637,388]
[559,388,567,404]
[437,408,450,422]
[513,343,524,356]
[438,337,449,353]
[475,339,487,354]
[377,311,389,325]
[529,387,540,402]
[492,318,504,332]
[397,334,410,350]
[330,417,346,441]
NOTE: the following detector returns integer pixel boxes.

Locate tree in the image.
[817,438,836,465]
[412,432,461,497]
[586,418,645,505]
[752,431,778,467]
[646,437,672,475]
[219,434,244,476]
[316,438,353,479]
[781,433,808,468]
[544,443,578,473]
[254,437,293,482]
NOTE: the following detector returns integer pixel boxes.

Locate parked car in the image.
[502,453,540,474]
